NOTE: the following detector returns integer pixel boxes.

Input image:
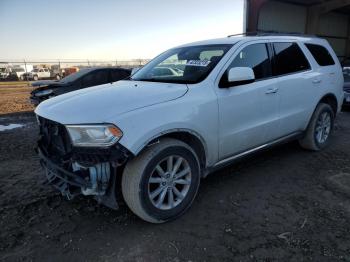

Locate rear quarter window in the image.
[305,43,335,66]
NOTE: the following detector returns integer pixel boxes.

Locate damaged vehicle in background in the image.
[35,35,343,223]
[342,61,350,108]
[30,67,131,105]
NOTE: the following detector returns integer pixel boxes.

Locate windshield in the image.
[0,68,6,73]
[132,44,232,84]
[59,68,95,83]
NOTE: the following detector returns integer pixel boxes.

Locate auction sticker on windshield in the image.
[186,60,211,67]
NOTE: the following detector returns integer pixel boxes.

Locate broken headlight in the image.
[65,124,123,147]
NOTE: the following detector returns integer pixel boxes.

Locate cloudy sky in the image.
[0,0,244,61]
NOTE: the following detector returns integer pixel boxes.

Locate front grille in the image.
[37,116,131,166]
[38,116,72,160]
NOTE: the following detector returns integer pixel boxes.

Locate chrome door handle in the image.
[265,87,278,94]
[312,79,322,84]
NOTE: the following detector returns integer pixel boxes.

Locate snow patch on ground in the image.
[0,124,24,131]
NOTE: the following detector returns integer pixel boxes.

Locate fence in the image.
[0,59,150,80]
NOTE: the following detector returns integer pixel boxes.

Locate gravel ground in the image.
[0,87,350,261]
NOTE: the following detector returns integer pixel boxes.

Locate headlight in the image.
[35,89,53,97]
[65,124,123,147]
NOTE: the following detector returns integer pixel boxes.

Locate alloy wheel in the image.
[148,155,192,210]
[315,111,331,144]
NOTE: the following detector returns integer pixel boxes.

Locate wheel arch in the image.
[135,129,208,173]
[319,93,338,115]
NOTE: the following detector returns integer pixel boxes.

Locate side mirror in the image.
[220,67,255,88]
[228,67,255,84]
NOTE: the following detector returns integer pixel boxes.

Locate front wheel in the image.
[33,75,38,81]
[299,103,334,151]
[122,138,201,223]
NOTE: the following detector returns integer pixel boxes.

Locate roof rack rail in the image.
[227,30,318,38]
[227,31,258,37]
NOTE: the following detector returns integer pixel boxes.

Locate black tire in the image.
[122,138,201,223]
[299,103,334,151]
[33,75,38,81]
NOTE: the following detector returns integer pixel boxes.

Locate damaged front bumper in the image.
[35,116,132,209]
[37,146,123,209]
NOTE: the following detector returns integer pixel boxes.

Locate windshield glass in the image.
[59,68,95,83]
[132,44,232,84]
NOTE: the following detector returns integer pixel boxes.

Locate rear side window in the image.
[305,43,335,66]
[82,70,109,87]
[110,69,130,82]
[273,42,310,76]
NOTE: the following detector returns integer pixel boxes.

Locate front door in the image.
[215,42,280,160]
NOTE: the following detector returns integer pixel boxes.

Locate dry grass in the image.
[0,84,34,115]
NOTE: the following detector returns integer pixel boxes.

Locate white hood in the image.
[35,80,188,124]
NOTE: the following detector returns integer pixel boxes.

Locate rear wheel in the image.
[299,103,334,151]
[122,138,200,223]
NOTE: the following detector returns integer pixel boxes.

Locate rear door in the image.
[38,69,45,78]
[271,41,317,136]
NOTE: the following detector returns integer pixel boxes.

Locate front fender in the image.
[110,88,219,167]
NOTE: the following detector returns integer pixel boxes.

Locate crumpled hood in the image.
[32,80,60,87]
[35,80,188,124]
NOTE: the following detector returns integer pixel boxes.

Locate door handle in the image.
[312,79,322,84]
[265,87,278,94]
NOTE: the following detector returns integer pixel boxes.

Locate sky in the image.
[0,0,244,61]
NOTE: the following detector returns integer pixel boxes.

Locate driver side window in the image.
[219,43,272,87]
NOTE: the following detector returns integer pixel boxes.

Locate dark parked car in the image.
[30,67,131,105]
[343,64,350,107]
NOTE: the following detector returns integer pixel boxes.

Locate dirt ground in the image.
[1,86,350,261]
[0,84,34,114]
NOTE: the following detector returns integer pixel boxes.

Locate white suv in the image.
[35,35,344,223]
[24,68,51,81]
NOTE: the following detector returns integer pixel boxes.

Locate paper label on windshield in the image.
[186,60,211,67]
